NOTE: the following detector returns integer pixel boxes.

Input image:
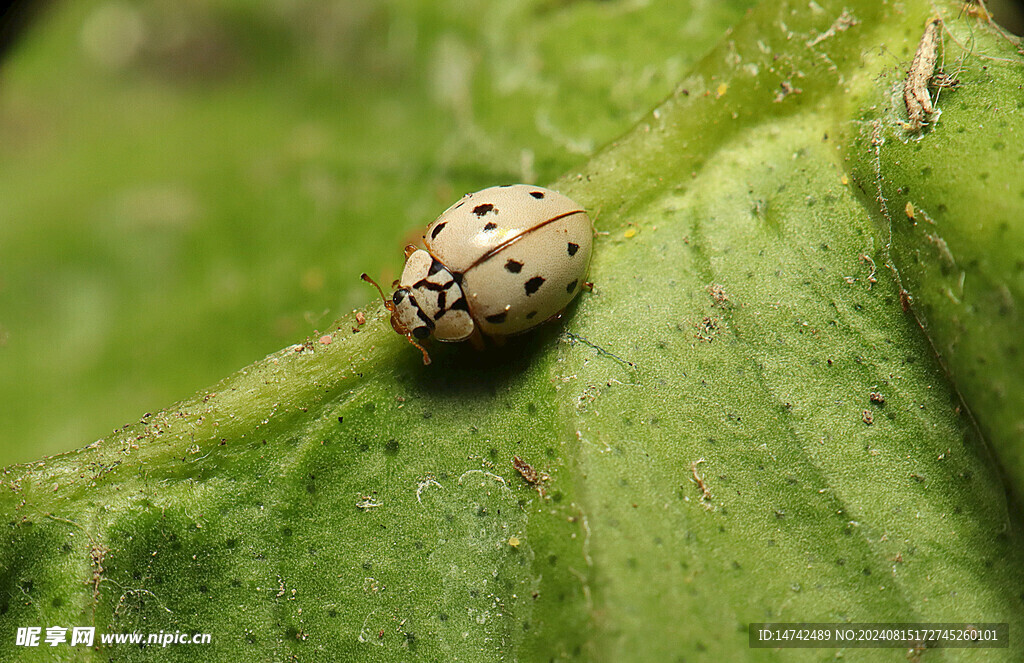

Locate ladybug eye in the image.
[393,289,407,306]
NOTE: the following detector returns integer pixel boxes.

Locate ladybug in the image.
[362,184,593,364]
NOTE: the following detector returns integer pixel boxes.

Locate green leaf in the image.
[3,0,1023,661]
[846,11,1024,492]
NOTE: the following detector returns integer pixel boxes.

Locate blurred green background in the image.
[0,0,768,465]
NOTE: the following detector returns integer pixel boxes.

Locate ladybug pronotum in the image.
[362,184,593,364]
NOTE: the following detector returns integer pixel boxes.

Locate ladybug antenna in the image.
[360,273,394,312]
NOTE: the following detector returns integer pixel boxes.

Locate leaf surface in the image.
[2,1,1023,661]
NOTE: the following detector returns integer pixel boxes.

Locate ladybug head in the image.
[361,273,432,365]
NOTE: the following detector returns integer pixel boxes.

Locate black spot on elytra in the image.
[450,297,469,311]
[526,310,537,319]
[483,222,498,231]
[485,311,507,324]
[567,242,579,256]
[530,191,545,199]
[430,222,446,240]
[505,259,523,273]
[473,203,496,217]
[524,276,545,295]
[566,279,578,293]
[428,259,444,275]
[436,291,447,312]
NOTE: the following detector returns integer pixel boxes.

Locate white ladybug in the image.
[362,184,593,364]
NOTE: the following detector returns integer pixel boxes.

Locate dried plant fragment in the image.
[805,9,859,47]
[513,455,549,495]
[903,19,942,132]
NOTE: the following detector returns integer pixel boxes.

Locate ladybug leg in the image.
[404,244,419,259]
[583,281,594,292]
[467,327,487,352]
